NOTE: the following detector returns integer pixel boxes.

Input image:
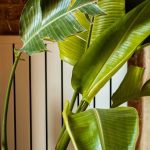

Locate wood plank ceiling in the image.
[0,0,26,35]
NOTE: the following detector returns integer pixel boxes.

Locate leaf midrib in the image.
[23,1,97,47]
[93,109,106,150]
[86,1,149,98]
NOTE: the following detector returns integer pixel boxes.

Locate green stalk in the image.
[1,50,22,150]
[56,91,78,145]
[76,100,84,113]
[55,100,89,150]
[69,91,78,111]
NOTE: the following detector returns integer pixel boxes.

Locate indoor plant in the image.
[1,0,150,149]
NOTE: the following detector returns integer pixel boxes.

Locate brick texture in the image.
[0,0,26,35]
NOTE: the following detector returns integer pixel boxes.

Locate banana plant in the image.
[1,0,150,150]
[56,0,126,148]
[71,0,150,103]
[1,1,102,150]
[57,0,150,149]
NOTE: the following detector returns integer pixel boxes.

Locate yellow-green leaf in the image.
[63,101,139,150]
[112,66,144,107]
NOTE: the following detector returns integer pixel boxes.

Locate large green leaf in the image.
[112,66,150,107]
[90,0,125,44]
[59,0,125,65]
[112,66,144,107]
[20,0,103,55]
[63,101,139,150]
[72,0,150,103]
[126,0,150,44]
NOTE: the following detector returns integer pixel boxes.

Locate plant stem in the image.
[80,102,89,112]
[56,91,78,144]
[55,100,89,150]
[76,100,84,113]
[1,50,22,150]
[69,91,78,111]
